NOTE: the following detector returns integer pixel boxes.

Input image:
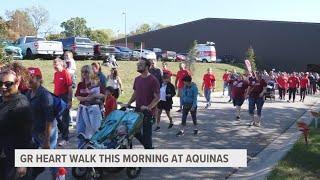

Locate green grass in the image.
[268,119,320,180]
[19,60,244,108]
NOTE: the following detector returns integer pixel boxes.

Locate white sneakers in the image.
[58,140,69,147]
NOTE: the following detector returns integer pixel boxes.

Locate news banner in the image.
[15,149,247,167]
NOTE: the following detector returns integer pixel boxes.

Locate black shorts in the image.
[157,100,172,111]
[233,97,245,106]
[113,88,120,98]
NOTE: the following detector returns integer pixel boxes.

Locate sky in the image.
[1,0,319,35]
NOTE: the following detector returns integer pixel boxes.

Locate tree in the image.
[60,17,90,37]
[6,9,36,36]
[87,29,110,44]
[45,33,66,41]
[246,46,256,71]
[27,5,49,34]
[130,23,152,35]
[0,17,13,67]
[152,23,171,30]
[185,40,198,75]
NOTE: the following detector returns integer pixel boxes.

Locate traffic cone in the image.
[56,167,67,180]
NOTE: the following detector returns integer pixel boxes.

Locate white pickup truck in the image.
[14,36,63,59]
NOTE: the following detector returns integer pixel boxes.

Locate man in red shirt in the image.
[162,62,173,82]
[222,69,229,96]
[175,63,191,112]
[287,73,300,103]
[277,73,288,100]
[202,68,216,108]
[53,58,73,146]
[299,73,310,102]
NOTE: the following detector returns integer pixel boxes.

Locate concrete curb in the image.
[228,99,320,180]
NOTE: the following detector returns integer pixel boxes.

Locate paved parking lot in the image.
[37,92,320,179]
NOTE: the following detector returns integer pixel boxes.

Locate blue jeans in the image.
[223,82,228,95]
[228,84,233,98]
[58,93,71,141]
[76,105,102,148]
[32,125,58,177]
[204,88,212,104]
[248,97,265,116]
[135,110,153,149]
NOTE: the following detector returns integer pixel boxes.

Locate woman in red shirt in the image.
[231,74,248,120]
[75,65,105,148]
[299,73,310,102]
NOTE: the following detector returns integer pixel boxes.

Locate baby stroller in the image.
[72,106,144,180]
[265,81,276,101]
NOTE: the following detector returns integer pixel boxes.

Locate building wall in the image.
[111,18,320,72]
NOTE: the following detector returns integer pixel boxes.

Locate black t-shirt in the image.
[0,93,33,149]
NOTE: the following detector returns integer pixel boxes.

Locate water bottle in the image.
[56,167,67,180]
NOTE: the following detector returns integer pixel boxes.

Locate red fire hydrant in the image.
[297,122,309,144]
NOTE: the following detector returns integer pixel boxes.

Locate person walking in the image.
[227,69,237,102]
[287,73,300,103]
[26,67,59,180]
[154,73,176,132]
[127,58,160,149]
[162,62,173,82]
[106,68,123,100]
[246,71,267,127]
[52,58,73,146]
[75,65,105,148]
[176,75,199,136]
[175,63,191,112]
[64,51,77,90]
[231,74,249,120]
[299,73,309,102]
[149,59,163,85]
[276,73,287,100]
[202,67,216,108]
[0,68,33,180]
[222,69,229,96]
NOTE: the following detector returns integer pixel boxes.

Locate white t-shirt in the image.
[109,76,119,89]
[160,84,167,101]
[65,58,76,74]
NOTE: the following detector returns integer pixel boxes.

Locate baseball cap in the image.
[28,67,42,78]
[182,75,192,82]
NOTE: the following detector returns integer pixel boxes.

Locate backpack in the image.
[49,92,67,119]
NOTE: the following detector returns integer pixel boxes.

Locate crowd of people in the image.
[0,53,319,179]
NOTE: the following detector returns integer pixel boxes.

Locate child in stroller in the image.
[265,81,276,100]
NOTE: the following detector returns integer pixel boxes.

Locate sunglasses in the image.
[81,71,89,74]
[0,81,15,88]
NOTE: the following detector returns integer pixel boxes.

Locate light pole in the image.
[122,12,127,47]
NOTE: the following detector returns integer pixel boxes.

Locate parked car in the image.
[14,36,63,59]
[195,42,216,63]
[175,53,187,61]
[146,48,176,61]
[93,44,116,60]
[56,37,94,59]
[217,55,236,64]
[133,49,156,60]
[0,39,23,60]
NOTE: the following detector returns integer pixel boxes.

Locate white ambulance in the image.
[195,42,216,63]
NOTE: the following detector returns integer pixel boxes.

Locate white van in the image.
[195,42,216,63]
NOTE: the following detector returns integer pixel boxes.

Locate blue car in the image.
[0,39,23,60]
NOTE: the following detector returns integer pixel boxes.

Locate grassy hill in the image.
[18,60,245,106]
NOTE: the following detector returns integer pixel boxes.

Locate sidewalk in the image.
[37,92,320,179]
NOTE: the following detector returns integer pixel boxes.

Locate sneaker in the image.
[58,140,69,147]
[235,116,241,121]
[155,126,160,132]
[205,104,209,109]
[249,121,255,126]
[228,99,232,103]
[299,99,302,102]
[194,129,198,135]
[253,122,261,127]
[176,109,182,113]
[176,131,184,136]
[168,123,174,129]
[287,100,290,103]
